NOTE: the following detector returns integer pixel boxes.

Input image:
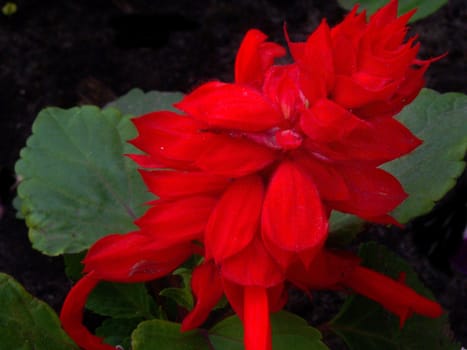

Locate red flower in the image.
[287,0,442,118]
[287,250,442,326]
[60,2,443,349]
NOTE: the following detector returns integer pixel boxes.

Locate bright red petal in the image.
[262,65,305,121]
[139,170,229,199]
[332,73,398,109]
[127,154,168,169]
[261,232,297,271]
[341,117,422,164]
[292,21,335,104]
[355,61,430,118]
[235,29,286,86]
[359,37,419,80]
[205,176,263,261]
[329,165,407,220]
[284,24,305,64]
[344,265,443,325]
[182,261,224,331]
[60,272,113,350]
[176,82,283,132]
[262,161,328,253]
[130,111,211,168]
[331,6,367,75]
[196,134,277,177]
[222,279,286,320]
[221,236,284,287]
[369,0,398,26]
[244,286,272,350]
[300,98,371,143]
[83,232,192,282]
[302,20,334,91]
[136,196,217,247]
[303,116,421,165]
[292,151,349,201]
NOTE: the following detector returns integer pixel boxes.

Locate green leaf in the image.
[63,252,86,281]
[384,89,467,223]
[15,106,154,255]
[209,311,328,350]
[12,195,24,219]
[132,319,210,350]
[337,0,447,22]
[87,281,156,319]
[0,272,79,349]
[329,242,459,350]
[328,211,365,246]
[106,88,183,116]
[160,268,194,310]
[96,318,144,349]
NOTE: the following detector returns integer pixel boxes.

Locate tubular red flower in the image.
[60,272,114,350]
[83,232,193,282]
[287,250,443,326]
[244,286,272,350]
[344,266,443,326]
[181,261,224,331]
[222,279,287,324]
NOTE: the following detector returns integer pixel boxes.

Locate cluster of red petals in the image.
[60,2,443,349]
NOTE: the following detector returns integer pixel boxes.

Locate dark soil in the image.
[0,0,465,348]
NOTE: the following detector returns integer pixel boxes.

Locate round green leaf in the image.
[15,106,154,255]
[337,0,447,23]
[132,319,210,350]
[209,311,328,350]
[106,88,183,116]
[0,272,79,349]
[384,89,467,223]
[329,242,459,350]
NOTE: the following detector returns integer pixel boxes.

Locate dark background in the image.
[0,0,465,348]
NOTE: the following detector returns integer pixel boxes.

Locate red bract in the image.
[60,1,443,349]
[288,0,436,117]
[287,250,442,325]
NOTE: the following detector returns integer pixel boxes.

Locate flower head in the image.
[60,2,443,349]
